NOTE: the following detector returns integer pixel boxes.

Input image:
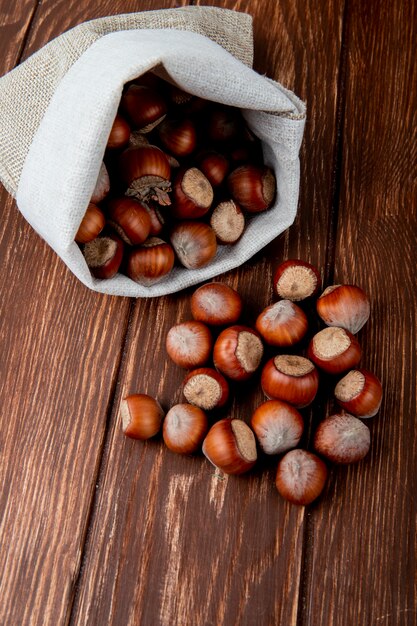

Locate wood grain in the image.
[0,232,131,625]
[4,0,414,624]
[20,0,187,59]
[69,1,346,625]
[0,1,38,74]
[0,2,184,625]
[300,1,417,625]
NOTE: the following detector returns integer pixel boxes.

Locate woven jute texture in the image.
[0,7,253,196]
[0,7,306,297]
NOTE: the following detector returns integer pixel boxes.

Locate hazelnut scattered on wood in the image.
[120,254,380,507]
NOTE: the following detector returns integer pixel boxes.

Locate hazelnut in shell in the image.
[334,369,382,418]
[119,146,171,206]
[107,114,130,149]
[158,118,197,157]
[255,300,308,347]
[170,221,217,270]
[273,259,321,301]
[197,151,229,187]
[213,325,264,381]
[261,355,319,408]
[127,238,174,285]
[202,418,257,475]
[275,449,328,505]
[227,164,276,213]
[121,394,164,440]
[107,197,151,245]
[166,321,212,369]
[163,404,208,454]
[183,368,229,411]
[191,283,242,326]
[75,203,105,244]
[210,200,245,245]
[171,168,214,219]
[83,232,124,279]
[90,162,110,204]
[308,327,362,374]
[251,400,304,455]
[316,284,370,334]
[122,85,167,133]
[313,413,371,464]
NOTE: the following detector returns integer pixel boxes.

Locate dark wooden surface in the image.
[0,1,415,625]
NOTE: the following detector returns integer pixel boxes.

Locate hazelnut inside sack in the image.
[0,7,254,197]
[14,26,305,297]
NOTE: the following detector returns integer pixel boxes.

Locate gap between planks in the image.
[296,0,350,624]
[321,0,350,287]
[11,1,41,69]
[66,297,136,626]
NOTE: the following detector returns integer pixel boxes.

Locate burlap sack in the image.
[0,7,305,297]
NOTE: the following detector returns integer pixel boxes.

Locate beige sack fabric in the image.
[0,7,306,297]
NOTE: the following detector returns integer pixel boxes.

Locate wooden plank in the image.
[69,1,347,625]
[20,0,186,58]
[301,1,417,625]
[0,222,131,625]
[0,0,38,73]
[0,2,182,625]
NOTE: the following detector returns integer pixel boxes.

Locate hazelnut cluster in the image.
[121,259,383,506]
[75,72,276,283]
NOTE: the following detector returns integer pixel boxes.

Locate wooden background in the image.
[0,0,416,624]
